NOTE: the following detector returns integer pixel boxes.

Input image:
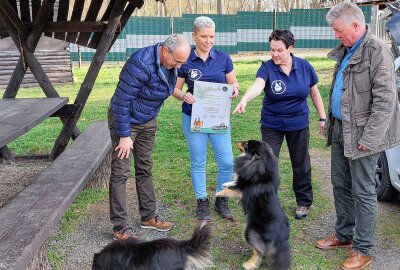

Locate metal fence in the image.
[70,7,375,61]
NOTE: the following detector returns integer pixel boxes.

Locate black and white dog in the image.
[217,140,291,270]
[92,224,212,270]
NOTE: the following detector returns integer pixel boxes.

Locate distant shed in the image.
[0,0,74,89]
[0,36,73,88]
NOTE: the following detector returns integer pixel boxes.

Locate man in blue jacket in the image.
[108,34,190,240]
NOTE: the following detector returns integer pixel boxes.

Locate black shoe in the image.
[214,197,233,221]
[197,198,211,221]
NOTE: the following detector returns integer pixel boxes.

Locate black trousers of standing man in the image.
[261,126,313,207]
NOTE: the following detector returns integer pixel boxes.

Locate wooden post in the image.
[0,9,58,97]
[50,0,130,159]
[78,45,82,68]
[1,0,56,98]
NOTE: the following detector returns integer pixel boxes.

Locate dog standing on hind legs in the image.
[216,140,291,270]
[92,223,212,270]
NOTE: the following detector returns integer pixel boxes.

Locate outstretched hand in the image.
[233,100,247,114]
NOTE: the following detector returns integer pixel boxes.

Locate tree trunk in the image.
[177,0,181,16]
[217,0,223,14]
[85,149,112,189]
[27,242,51,270]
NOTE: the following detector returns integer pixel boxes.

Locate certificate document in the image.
[190,81,232,133]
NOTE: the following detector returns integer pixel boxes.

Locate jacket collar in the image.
[328,27,371,64]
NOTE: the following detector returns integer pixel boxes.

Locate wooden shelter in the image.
[0,0,146,162]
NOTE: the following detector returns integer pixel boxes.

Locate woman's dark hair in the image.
[269,29,295,49]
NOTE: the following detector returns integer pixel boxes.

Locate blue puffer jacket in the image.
[110,43,177,137]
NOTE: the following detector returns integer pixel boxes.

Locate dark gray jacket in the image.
[324,28,400,159]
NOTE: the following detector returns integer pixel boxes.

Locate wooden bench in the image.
[0,120,111,270]
[0,98,69,148]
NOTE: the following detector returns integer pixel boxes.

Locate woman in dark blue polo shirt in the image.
[233,29,326,219]
[173,16,240,222]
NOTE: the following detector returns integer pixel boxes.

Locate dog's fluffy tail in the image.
[182,222,213,269]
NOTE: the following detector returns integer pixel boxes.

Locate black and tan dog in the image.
[216,140,291,270]
[92,223,212,270]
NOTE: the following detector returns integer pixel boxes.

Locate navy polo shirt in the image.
[178,48,234,115]
[256,55,318,131]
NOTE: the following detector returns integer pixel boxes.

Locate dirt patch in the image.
[0,159,51,208]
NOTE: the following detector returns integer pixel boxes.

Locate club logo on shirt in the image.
[189,69,202,81]
[271,80,286,94]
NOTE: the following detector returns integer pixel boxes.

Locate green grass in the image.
[5,57,351,269]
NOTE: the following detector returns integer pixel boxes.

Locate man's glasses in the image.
[169,50,187,65]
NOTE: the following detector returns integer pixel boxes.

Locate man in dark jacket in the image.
[108,34,190,240]
[315,2,400,270]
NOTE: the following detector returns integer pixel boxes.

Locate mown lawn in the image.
[8,57,341,269]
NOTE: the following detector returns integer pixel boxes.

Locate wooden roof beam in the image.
[0,0,28,38]
[0,22,111,34]
[51,0,129,159]
[0,9,58,98]
[3,0,56,98]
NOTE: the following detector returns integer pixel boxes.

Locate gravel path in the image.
[1,148,400,269]
[309,149,400,270]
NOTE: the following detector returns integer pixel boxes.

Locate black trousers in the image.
[261,126,313,207]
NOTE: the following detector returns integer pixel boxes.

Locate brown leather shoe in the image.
[341,250,372,270]
[140,215,174,232]
[315,233,353,250]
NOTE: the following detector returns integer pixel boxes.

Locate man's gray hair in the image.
[163,34,190,52]
[326,1,365,26]
[193,16,215,32]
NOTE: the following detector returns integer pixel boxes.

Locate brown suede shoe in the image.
[315,233,353,250]
[112,225,139,240]
[341,250,372,270]
[140,215,174,232]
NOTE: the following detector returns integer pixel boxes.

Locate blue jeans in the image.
[182,113,234,199]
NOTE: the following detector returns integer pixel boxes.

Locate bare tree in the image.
[217,0,223,14]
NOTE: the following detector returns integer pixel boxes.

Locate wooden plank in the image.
[77,0,104,47]
[44,6,55,38]
[54,0,70,40]
[109,0,144,49]
[0,0,28,37]
[0,1,57,98]
[6,0,17,14]
[88,0,116,49]
[65,0,85,44]
[51,0,127,158]
[0,121,111,270]
[47,21,108,32]
[0,98,68,148]
[19,0,31,23]
[31,0,41,21]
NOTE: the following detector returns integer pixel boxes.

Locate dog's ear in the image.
[236,141,248,152]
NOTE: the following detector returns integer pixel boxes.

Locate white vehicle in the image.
[375,0,400,201]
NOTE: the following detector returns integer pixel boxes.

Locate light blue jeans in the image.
[182,113,234,199]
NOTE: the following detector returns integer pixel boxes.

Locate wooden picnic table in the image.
[0,97,68,148]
